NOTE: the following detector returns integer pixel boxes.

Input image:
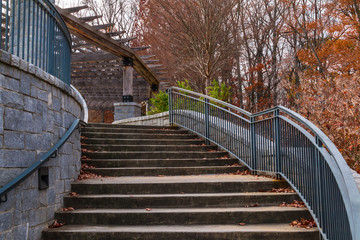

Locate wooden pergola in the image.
[56,5,165,112]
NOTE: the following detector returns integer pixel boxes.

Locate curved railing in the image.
[0,0,71,84]
[168,87,360,240]
[0,119,83,203]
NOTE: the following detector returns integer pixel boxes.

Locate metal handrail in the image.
[0,119,83,203]
[0,0,72,84]
[168,87,360,240]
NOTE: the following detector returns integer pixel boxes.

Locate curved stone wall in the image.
[0,50,84,239]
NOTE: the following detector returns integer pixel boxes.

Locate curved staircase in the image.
[42,123,319,240]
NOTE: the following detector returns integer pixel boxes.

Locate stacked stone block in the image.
[0,50,83,240]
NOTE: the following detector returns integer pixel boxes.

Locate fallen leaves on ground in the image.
[81,148,95,153]
[68,192,78,197]
[238,223,246,226]
[81,156,91,160]
[244,203,259,208]
[80,136,88,140]
[220,155,229,159]
[261,187,295,193]
[78,170,102,180]
[290,218,317,229]
[207,149,219,152]
[81,163,96,169]
[61,207,75,212]
[228,170,251,175]
[225,163,241,167]
[280,200,306,208]
[146,208,152,211]
[49,219,65,228]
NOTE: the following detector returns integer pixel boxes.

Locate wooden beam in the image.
[131,46,150,51]
[105,31,126,37]
[62,5,88,14]
[57,6,159,86]
[92,23,115,30]
[80,15,102,22]
[140,55,156,60]
[72,37,135,49]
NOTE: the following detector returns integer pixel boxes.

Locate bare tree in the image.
[142,0,238,94]
[80,0,140,39]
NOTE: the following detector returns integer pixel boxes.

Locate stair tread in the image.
[86,166,243,170]
[44,224,317,233]
[86,151,227,153]
[74,174,278,184]
[65,192,296,198]
[56,206,307,213]
[82,158,237,161]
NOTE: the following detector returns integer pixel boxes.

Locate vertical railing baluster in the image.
[274,110,281,178]
[250,116,257,173]
[16,0,20,56]
[204,98,210,145]
[168,88,173,126]
[10,0,14,54]
[22,0,25,59]
[5,0,9,51]
[27,0,30,62]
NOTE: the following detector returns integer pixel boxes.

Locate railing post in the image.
[250,116,257,174]
[204,98,210,145]
[168,88,173,126]
[274,109,281,179]
[315,136,324,234]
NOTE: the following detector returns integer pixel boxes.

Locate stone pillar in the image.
[114,102,142,121]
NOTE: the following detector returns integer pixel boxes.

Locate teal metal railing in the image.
[168,87,360,240]
[1,0,71,84]
[0,119,83,203]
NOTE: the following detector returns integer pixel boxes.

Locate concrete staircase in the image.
[43,123,319,240]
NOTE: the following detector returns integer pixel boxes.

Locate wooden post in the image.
[122,57,134,102]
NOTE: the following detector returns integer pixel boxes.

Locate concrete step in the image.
[82,138,205,146]
[82,127,189,134]
[81,132,199,139]
[64,192,300,209]
[86,166,247,176]
[83,151,228,159]
[71,175,289,194]
[81,158,238,167]
[82,144,217,152]
[43,224,319,240]
[85,124,178,130]
[54,207,312,225]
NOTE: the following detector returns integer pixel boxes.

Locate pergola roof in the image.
[56,5,165,110]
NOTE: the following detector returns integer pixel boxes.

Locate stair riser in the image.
[81,159,238,167]
[82,145,217,152]
[55,210,312,225]
[43,231,319,240]
[64,194,299,209]
[82,128,189,134]
[71,181,290,194]
[86,167,247,176]
[82,139,205,145]
[82,133,198,139]
[83,152,227,159]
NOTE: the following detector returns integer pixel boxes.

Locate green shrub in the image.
[147,90,169,115]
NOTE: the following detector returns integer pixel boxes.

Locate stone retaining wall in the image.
[0,50,84,240]
[113,111,169,126]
